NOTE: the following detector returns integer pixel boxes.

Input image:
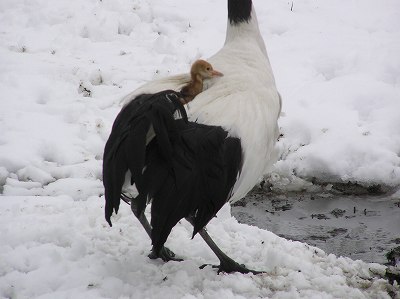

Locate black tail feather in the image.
[103,90,184,226]
[103,90,243,253]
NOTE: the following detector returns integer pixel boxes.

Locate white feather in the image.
[122,5,281,203]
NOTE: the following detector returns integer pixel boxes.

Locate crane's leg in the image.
[188,221,263,274]
[122,194,182,262]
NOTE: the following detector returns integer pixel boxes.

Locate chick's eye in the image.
[206,67,211,71]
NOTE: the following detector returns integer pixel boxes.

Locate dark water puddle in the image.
[232,191,400,264]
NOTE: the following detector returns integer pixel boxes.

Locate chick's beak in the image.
[210,69,224,77]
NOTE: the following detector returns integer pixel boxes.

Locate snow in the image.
[0,196,394,298]
[263,0,400,189]
[0,0,399,297]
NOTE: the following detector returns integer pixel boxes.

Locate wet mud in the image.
[232,190,400,264]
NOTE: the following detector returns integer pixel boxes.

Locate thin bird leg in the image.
[121,194,182,262]
[122,194,152,237]
[197,227,264,275]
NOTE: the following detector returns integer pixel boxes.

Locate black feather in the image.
[103,90,243,255]
[103,90,185,226]
[228,0,252,25]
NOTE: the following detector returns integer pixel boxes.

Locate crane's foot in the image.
[199,258,264,275]
[148,246,183,262]
[196,227,264,274]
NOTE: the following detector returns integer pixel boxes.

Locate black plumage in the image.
[228,0,252,25]
[102,0,276,274]
[103,90,242,255]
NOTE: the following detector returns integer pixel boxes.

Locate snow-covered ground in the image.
[0,196,395,298]
[1,0,399,297]
[266,0,400,191]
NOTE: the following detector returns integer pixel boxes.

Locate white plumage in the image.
[104,0,282,274]
[122,4,281,204]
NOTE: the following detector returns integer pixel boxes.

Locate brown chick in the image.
[179,59,223,105]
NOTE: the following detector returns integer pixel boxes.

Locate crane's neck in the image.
[225,0,267,57]
[190,73,204,97]
[228,0,252,24]
[180,73,204,104]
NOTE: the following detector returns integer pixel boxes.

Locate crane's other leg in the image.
[197,227,264,274]
[122,194,182,262]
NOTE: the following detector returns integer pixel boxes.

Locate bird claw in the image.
[199,263,218,270]
[148,246,183,262]
[199,261,264,275]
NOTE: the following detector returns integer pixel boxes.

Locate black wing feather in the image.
[103,90,242,254]
[103,90,183,226]
[149,122,243,253]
